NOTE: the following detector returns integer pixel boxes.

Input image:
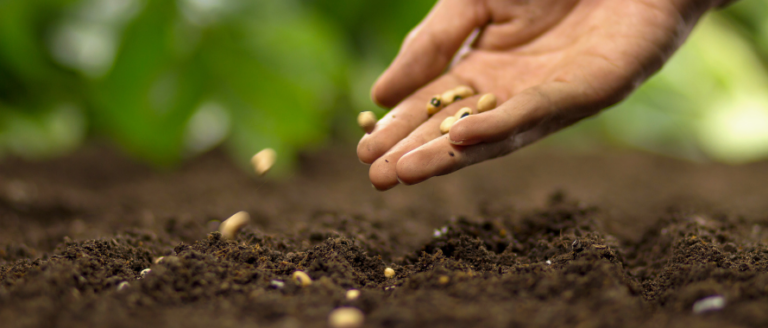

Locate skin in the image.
[357,0,731,190]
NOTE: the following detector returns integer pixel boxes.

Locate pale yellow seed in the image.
[328,308,364,328]
[453,85,475,99]
[426,95,443,115]
[384,267,395,278]
[441,89,458,107]
[357,111,377,134]
[345,289,360,301]
[220,211,250,240]
[292,271,313,287]
[154,256,164,264]
[477,93,497,113]
[440,116,457,134]
[251,148,277,176]
[454,107,473,120]
[438,275,450,285]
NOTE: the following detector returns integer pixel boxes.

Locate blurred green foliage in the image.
[0,0,767,173]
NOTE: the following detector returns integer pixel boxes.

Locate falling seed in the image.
[440,116,458,134]
[477,93,497,113]
[438,276,449,284]
[427,95,443,115]
[453,85,475,99]
[384,267,395,278]
[328,307,364,328]
[357,111,377,134]
[454,107,473,120]
[441,89,458,107]
[292,271,313,287]
[220,211,250,240]
[270,280,285,289]
[693,295,726,314]
[140,268,151,278]
[117,281,130,291]
[251,148,277,176]
[154,256,164,264]
[345,289,360,301]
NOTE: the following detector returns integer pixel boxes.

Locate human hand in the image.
[358,0,722,190]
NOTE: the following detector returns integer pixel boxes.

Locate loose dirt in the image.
[2,144,768,327]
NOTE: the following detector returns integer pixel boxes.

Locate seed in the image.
[454,107,473,120]
[292,270,313,287]
[438,276,449,284]
[270,280,285,289]
[154,256,164,264]
[441,89,458,106]
[477,93,497,113]
[439,116,458,134]
[453,85,475,99]
[357,111,377,134]
[328,307,364,328]
[572,239,583,252]
[251,148,277,176]
[117,281,130,291]
[427,95,443,115]
[220,211,250,240]
[345,289,360,300]
[140,268,151,278]
[693,295,725,314]
[384,267,395,278]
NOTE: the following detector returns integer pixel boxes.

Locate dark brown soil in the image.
[2,144,768,328]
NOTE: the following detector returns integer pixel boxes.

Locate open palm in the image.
[358,0,720,190]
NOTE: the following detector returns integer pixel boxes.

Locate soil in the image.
[2,144,768,328]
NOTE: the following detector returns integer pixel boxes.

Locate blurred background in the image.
[0,0,766,175]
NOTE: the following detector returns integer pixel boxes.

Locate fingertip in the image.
[395,151,430,186]
[369,158,400,191]
[447,117,481,146]
[357,136,381,164]
[371,73,399,109]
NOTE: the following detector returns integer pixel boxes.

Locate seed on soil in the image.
[251,148,277,176]
[117,281,130,291]
[292,271,313,287]
[441,89,458,106]
[345,289,360,301]
[357,111,377,134]
[384,267,395,278]
[546,260,552,265]
[154,256,164,264]
[219,211,250,240]
[140,268,151,278]
[270,280,285,289]
[477,93,497,113]
[454,107,473,120]
[440,116,458,134]
[438,276,450,284]
[427,95,443,115]
[453,85,475,99]
[693,295,725,314]
[328,307,364,328]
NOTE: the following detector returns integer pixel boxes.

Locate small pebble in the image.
[117,281,130,291]
[477,93,497,113]
[345,289,360,301]
[292,271,313,287]
[439,116,458,134]
[693,295,726,314]
[251,148,277,176]
[270,280,285,289]
[328,307,364,328]
[454,107,473,120]
[140,268,151,278]
[384,267,395,278]
[427,95,443,115]
[220,211,250,240]
[357,111,377,134]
